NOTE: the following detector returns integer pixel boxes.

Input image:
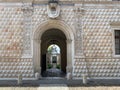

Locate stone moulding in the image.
[110,22,120,27]
[110,22,120,58]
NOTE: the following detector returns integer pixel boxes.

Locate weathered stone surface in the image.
[0,58,34,78]
[0,0,120,79]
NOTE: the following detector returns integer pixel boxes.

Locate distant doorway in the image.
[41,29,67,78]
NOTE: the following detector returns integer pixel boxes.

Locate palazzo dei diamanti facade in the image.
[0,0,120,80]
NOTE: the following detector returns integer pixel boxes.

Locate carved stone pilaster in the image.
[22,3,33,57]
[74,5,85,57]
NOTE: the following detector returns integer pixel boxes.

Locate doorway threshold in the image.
[42,77,66,80]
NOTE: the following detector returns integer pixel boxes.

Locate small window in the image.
[115,30,120,55]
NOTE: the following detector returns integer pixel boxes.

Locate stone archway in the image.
[33,20,74,78]
[41,29,67,77]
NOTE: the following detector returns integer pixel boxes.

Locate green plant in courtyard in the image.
[47,64,53,69]
[56,64,61,69]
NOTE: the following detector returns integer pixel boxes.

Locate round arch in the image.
[33,20,74,77]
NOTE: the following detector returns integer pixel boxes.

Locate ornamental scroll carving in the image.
[74,6,85,57]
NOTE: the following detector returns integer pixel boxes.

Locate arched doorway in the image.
[41,29,67,77]
[33,20,74,78]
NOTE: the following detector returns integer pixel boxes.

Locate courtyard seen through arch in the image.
[41,44,66,77]
[41,29,67,78]
[47,44,61,70]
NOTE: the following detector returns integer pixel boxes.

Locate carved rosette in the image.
[74,6,85,57]
[22,3,33,57]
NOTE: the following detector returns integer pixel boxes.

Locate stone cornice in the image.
[31,1,120,6]
[0,1,120,7]
[0,1,120,4]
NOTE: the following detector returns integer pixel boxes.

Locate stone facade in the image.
[0,0,120,79]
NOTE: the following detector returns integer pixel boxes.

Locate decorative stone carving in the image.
[74,5,85,57]
[22,3,33,17]
[22,2,33,57]
[47,0,60,19]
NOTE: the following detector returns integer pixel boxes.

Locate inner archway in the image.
[41,29,67,77]
[47,44,61,70]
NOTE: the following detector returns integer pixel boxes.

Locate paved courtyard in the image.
[0,79,120,87]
